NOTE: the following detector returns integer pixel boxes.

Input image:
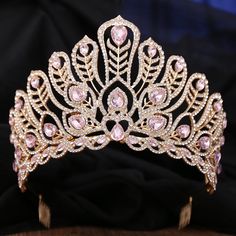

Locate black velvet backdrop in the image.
[0,0,236,234]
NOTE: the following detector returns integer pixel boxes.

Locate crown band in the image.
[9,16,226,192]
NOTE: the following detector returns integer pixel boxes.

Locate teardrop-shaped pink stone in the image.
[110,123,125,141]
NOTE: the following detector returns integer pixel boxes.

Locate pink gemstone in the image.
[148,45,157,57]
[111,91,124,108]
[110,123,125,141]
[42,148,50,158]
[74,137,84,146]
[25,134,37,148]
[96,135,106,144]
[12,161,18,172]
[166,143,176,152]
[10,134,15,144]
[220,136,225,146]
[149,88,166,105]
[30,75,40,89]
[149,138,158,147]
[79,43,89,56]
[177,125,190,139]
[128,135,139,145]
[198,136,211,150]
[51,54,61,69]
[15,147,22,160]
[9,117,14,126]
[68,114,86,130]
[111,25,128,46]
[182,149,191,158]
[214,151,221,164]
[196,79,205,91]
[69,86,86,102]
[217,164,222,174]
[213,101,222,112]
[174,58,185,72]
[148,115,166,131]
[31,154,39,164]
[57,143,64,152]
[15,98,24,110]
[149,87,166,105]
[223,118,227,129]
[43,123,58,138]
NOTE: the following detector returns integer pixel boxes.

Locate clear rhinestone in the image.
[149,88,166,105]
[79,43,89,56]
[148,115,166,131]
[110,123,125,141]
[43,123,57,138]
[177,125,190,139]
[111,25,128,46]
[30,75,40,89]
[68,114,86,130]
[198,136,211,150]
[25,134,37,148]
[69,86,87,102]
[196,79,205,91]
[148,45,157,57]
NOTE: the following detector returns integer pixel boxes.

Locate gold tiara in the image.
[9,15,226,192]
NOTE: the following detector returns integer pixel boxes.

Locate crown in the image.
[9,16,226,192]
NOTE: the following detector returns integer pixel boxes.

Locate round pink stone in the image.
[15,98,24,110]
[174,58,185,72]
[51,54,61,69]
[213,101,222,112]
[25,134,37,148]
[198,136,211,150]
[110,123,125,141]
[177,125,190,139]
[149,88,166,105]
[111,91,125,108]
[111,25,128,46]
[43,123,57,138]
[196,78,205,91]
[30,75,40,89]
[68,114,86,130]
[79,43,89,56]
[148,115,166,131]
[148,45,157,57]
[69,86,86,102]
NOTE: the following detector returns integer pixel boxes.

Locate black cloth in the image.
[0,0,236,234]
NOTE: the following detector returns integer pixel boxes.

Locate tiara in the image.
[9,15,226,193]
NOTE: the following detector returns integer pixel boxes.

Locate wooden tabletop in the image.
[11,227,230,236]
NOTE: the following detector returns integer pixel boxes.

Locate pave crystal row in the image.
[9,16,226,192]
